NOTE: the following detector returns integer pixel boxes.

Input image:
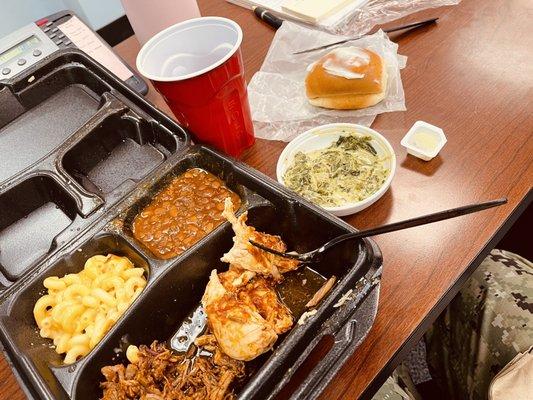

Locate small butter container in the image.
[401,121,447,161]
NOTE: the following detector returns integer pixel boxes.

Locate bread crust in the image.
[308,88,386,110]
[306,48,388,110]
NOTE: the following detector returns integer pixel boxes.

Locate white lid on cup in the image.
[136,17,243,82]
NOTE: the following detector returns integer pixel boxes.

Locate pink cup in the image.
[121,0,201,45]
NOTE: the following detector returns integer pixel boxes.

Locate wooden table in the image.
[1,0,531,398]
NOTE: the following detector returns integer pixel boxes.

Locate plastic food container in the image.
[0,50,381,400]
[401,121,447,161]
[277,123,396,216]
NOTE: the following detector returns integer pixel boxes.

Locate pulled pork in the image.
[100,341,245,400]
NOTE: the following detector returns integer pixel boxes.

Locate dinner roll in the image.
[305,47,388,110]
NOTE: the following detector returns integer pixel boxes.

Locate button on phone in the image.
[58,33,65,39]
[43,27,50,33]
[51,27,59,33]
[17,59,26,66]
[33,49,42,57]
[64,40,72,46]
[55,40,63,46]
[49,33,57,39]
[2,67,11,75]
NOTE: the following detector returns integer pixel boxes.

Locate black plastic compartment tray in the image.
[0,50,382,400]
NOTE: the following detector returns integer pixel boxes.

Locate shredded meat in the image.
[202,270,278,361]
[216,266,292,334]
[202,266,294,361]
[218,266,256,291]
[199,200,298,362]
[221,198,300,281]
[100,341,245,400]
[235,275,293,335]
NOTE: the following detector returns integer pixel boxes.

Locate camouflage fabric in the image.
[425,249,533,399]
[371,372,416,400]
[373,249,532,400]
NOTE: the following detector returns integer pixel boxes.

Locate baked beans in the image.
[132,168,241,259]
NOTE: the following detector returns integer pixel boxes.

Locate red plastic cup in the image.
[136,17,255,157]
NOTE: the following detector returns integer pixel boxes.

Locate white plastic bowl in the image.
[277,123,396,216]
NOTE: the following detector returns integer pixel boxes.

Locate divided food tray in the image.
[0,49,382,400]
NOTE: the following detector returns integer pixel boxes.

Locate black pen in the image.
[253,7,284,30]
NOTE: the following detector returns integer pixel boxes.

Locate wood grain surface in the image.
[1,0,531,398]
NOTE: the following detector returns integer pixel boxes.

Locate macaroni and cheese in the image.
[33,254,147,364]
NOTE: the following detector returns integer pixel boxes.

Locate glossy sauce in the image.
[132,168,241,259]
[277,267,327,318]
[409,130,440,153]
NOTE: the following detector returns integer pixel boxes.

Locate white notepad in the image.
[226,0,368,28]
[282,0,356,23]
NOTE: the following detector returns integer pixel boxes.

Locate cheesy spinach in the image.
[283,134,390,207]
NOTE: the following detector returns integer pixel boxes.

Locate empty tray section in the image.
[0,85,99,183]
[0,176,77,281]
[62,116,172,195]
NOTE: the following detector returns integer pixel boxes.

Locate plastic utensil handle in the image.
[293,17,438,54]
[318,198,507,255]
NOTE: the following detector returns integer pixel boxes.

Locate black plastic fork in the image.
[250,198,507,264]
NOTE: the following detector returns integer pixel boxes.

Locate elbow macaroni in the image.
[126,344,140,364]
[33,254,147,364]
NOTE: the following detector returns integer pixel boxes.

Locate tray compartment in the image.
[0,233,151,397]
[0,175,78,281]
[61,113,175,196]
[9,59,111,110]
[73,199,362,400]
[121,150,249,260]
[0,85,101,184]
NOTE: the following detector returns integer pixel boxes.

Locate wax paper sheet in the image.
[248,23,407,141]
[329,0,460,36]
[228,0,460,36]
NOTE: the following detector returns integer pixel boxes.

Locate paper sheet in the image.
[226,0,369,29]
[59,16,133,82]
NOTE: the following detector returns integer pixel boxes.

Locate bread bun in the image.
[305,47,387,110]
